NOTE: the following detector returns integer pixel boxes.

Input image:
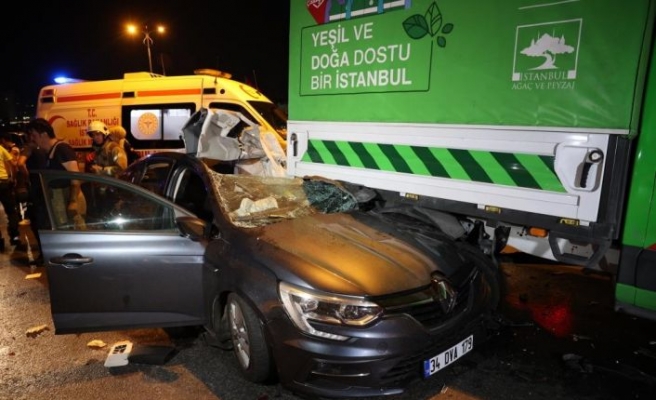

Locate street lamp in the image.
[127,23,165,73]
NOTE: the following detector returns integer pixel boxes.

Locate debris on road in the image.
[87,339,107,349]
[25,324,49,338]
[571,334,592,342]
[562,353,594,373]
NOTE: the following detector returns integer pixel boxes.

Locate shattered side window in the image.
[208,171,357,228]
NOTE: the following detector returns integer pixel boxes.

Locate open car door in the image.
[30,170,207,334]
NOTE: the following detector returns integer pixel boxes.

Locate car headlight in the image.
[279,281,383,341]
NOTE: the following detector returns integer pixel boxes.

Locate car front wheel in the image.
[227,293,273,383]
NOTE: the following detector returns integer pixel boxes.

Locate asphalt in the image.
[0,229,655,400]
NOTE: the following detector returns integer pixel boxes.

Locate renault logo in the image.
[430,273,457,314]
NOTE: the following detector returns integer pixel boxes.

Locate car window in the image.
[172,168,213,223]
[140,161,174,196]
[43,175,177,232]
[120,160,145,185]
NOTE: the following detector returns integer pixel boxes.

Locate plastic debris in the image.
[26,324,49,338]
[572,334,592,341]
[562,353,593,373]
[87,340,107,349]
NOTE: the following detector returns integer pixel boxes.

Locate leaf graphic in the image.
[403,15,429,39]
[437,36,447,48]
[426,2,443,36]
[442,23,454,34]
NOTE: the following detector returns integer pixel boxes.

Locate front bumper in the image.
[267,310,497,398]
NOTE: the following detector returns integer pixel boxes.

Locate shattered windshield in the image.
[208,171,358,228]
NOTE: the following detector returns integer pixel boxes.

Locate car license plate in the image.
[423,335,474,378]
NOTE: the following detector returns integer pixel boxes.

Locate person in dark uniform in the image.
[15,130,48,253]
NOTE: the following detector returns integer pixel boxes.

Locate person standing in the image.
[85,121,127,222]
[108,125,140,165]
[0,132,20,248]
[16,132,48,252]
[0,132,20,167]
[0,131,23,211]
[26,118,86,230]
[17,134,48,186]
[87,121,127,177]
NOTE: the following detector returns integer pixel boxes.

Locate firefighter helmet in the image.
[86,120,109,138]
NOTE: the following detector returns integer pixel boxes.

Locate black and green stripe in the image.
[303,139,565,192]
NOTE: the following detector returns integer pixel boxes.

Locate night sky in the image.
[1,1,291,107]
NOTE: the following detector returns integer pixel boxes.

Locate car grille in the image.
[379,270,474,330]
[389,284,470,328]
[376,277,477,387]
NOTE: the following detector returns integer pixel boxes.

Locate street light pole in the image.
[127,23,165,74]
[143,28,154,73]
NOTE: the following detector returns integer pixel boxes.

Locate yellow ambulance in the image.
[35,69,287,166]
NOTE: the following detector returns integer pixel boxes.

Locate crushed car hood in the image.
[255,212,451,296]
[209,171,475,297]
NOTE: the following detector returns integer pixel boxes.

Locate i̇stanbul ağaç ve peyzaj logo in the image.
[302,0,454,95]
[512,19,581,91]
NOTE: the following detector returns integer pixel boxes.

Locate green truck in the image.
[287,0,656,320]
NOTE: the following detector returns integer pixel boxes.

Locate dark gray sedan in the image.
[31,152,500,398]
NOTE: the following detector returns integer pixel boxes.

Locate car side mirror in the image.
[176,216,210,241]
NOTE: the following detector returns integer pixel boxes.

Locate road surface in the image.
[1,241,655,400]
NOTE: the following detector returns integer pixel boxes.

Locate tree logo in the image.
[521,33,575,70]
[512,19,581,82]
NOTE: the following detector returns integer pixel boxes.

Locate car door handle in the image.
[50,255,93,268]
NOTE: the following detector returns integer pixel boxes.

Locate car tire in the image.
[227,293,273,383]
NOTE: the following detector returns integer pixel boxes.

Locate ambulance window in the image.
[210,101,287,133]
[129,109,191,140]
[250,101,288,132]
[123,103,194,150]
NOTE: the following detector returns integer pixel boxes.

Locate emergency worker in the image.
[0,132,20,167]
[85,121,127,223]
[0,132,20,247]
[108,125,139,165]
[87,121,127,177]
